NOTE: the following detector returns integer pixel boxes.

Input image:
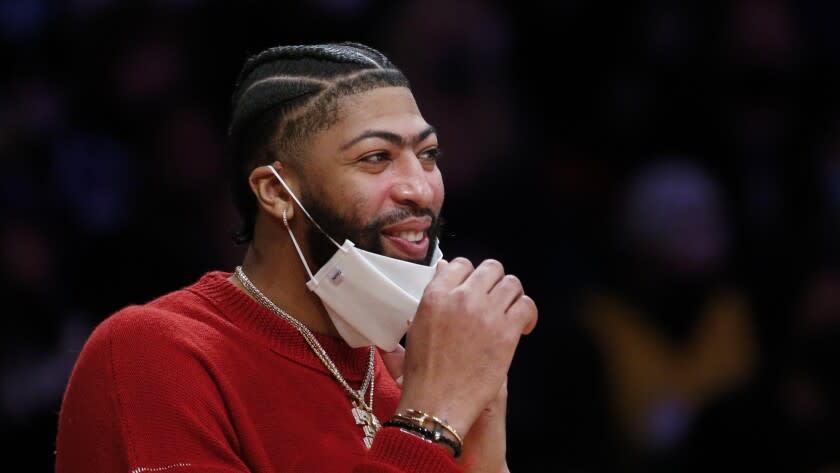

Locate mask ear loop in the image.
[269,165,345,285]
[267,165,342,249]
[282,208,315,281]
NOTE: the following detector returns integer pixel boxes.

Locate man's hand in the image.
[395,257,538,441]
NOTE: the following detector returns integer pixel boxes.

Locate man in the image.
[56,42,537,473]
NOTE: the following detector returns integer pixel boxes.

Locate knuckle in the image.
[422,286,440,302]
[421,286,446,307]
[522,294,538,312]
[481,258,504,273]
[502,274,521,290]
[507,296,529,317]
[422,281,438,296]
[451,286,469,304]
[516,295,538,328]
[454,289,481,315]
[452,257,474,270]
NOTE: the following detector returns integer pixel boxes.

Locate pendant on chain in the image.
[352,401,381,448]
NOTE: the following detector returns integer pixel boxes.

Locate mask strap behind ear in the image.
[282,208,316,281]
[266,165,342,250]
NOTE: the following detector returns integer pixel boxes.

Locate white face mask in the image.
[267,166,443,351]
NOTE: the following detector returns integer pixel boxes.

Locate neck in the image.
[229,235,340,339]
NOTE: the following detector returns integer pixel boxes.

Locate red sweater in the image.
[56,271,462,473]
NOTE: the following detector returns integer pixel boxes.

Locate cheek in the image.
[332,185,369,222]
[432,182,444,209]
[336,170,446,220]
[429,174,445,210]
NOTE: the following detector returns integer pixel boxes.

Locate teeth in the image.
[398,231,423,242]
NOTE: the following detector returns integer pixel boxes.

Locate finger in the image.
[427,257,474,290]
[461,259,505,294]
[507,294,538,335]
[380,344,405,386]
[488,274,523,312]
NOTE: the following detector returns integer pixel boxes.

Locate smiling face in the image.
[296,86,445,267]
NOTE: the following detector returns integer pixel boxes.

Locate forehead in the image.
[309,86,430,152]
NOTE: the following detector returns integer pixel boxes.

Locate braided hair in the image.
[228,42,410,244]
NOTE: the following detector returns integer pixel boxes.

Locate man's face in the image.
[297,86,445,268]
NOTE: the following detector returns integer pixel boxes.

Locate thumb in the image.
[380,344,406,387]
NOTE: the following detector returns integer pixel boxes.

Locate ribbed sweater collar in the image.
[190,271,373,382]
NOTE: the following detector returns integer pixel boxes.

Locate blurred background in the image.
[2,0,840,471]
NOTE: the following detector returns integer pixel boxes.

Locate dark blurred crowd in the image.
[1,0,839,471]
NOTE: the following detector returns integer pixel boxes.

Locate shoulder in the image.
[82,274,231,361]
[58,276,247,471]
[67,277,241,406]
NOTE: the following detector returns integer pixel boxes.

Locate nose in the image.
[390,154,434,209]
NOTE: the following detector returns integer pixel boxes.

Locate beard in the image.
[300,189,443,270]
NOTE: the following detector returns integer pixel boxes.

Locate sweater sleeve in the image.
[355,428,464,473]
[56,307,249,473]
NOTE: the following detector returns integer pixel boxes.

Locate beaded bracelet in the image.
[383,419,462,458]
[395,408,464,447]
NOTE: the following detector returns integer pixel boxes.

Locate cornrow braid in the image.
[227,42,410,245]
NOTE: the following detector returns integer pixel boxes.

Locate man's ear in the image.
[249,161,297,222]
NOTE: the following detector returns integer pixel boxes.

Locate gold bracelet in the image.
[382,418,461,458]
[393,408,464,447]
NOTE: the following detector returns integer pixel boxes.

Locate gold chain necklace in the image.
[234,266,381,448]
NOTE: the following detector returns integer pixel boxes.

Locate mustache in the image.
[365,207,437,233]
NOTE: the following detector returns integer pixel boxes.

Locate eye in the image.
[359,152,390,164]
[419,147,442,162]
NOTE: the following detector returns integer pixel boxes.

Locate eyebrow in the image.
[339,125,436,151]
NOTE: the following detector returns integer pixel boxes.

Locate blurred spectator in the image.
[534,159,767,472]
